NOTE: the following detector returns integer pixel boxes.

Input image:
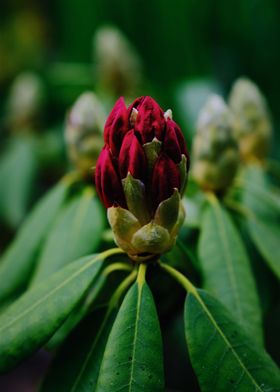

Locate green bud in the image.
[93,26,142,97]
[229,77,272,162]
[6,72,45,132]
[192,94,239,192]
[65,92,105,175]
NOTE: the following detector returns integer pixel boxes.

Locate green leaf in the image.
[41,307,117,392]
[198,199,262,344]
[0,252,105,372]
[0,137,37,227]
[240,166,280,279]
[184,289,280,392]
[242,165,280,217]
[96,279,164,391]
[46,270,108,350]
[30,187,105,285]
[0,179,69,304]
[247,218,280,279]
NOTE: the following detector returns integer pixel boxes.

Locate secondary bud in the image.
[229,77,272,162]
[93,26,142,97]
[65,92,105,175]
[192,95,239,192]
[95,96,190,262]
[6,72,45,132]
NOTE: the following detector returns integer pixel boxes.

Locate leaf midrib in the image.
[128,281,143,392]
[192,292,264,391]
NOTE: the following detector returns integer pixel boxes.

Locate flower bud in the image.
[65,92,105,175]
[6,72,45,132]
[228,77,272,162]
[191,95,239,192]
[93,26,142,97]
[95,96,189,262]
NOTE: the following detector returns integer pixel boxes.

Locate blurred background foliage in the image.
[1,0,280,143]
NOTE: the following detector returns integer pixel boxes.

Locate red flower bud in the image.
[104,97,129,156]
[118,130,147,181]
[96,96,189,212]
[95,146,126,208]
[151,153,181,210]
[132,96,166,143]
[95,96,190,261]
[164,119,189,167]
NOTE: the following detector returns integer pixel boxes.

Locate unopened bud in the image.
[229,77,272,162]
[95,96,190,262]
[192,95,239,192]
[6,72,45,131]
[93,26,142,97]
[65,92,105,174]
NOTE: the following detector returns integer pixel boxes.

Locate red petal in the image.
[163,120,182,163]
[165,119,190,170]
[95,146,126,208]
[151,153,180,209]
[119,130,147,180]
[133,96,165,143]
[104,97,129,156]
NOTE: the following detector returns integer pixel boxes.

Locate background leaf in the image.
[30,187,105,285]
[242,165,280,279]
[41,307,117,392]
[0,253,103,372]
[0,179,69,304]
[247,218,280,279]
[185,289,280,392]
[0,137,37,228]
[96,280,164,392]
[198,199,262,343]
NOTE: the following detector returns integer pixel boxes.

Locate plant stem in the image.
[223,198,253,219]
[137,263,147,286]
[205,191,218,205]
[61,170,81,186]
[103,262,133,277]
[159,262,196,295]
[109,270,138,308]
[99,247,125,260]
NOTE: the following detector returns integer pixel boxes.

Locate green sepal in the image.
[154,189,180,231]
[131,222,171,254]
[143,138,162,170]
[178,154,187,194]
[170,202,186,237]
[122,173,150,224]
[107,207,140,254]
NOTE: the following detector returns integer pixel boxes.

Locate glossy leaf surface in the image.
[199,199,262,343]
[96,280,164,392]
[0,253,103,372]
[185,289,280,392]
[31,187,105,285]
